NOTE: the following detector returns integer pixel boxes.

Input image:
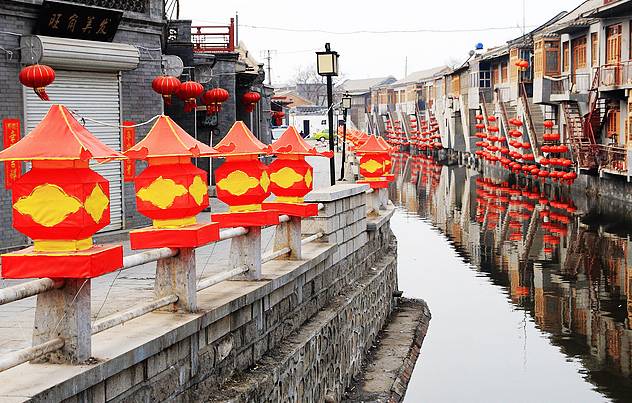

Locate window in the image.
[606,24,622,65]
[572,37,587,70]
[479,71,491,88]
[534,40,543,77]
[607,107,620,141]
[321,120,327,125]
[501,62,508,82]
[591,32,598,66]
[562,41,570,72]
[545,41,560,76]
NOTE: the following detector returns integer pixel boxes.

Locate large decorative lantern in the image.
[242,91,261,113]
[212,121,280,228]
[124,115,220,249]
[263,126,333,217]
[0,105,123,278]
[19,64,56,101]
[152,75,181,105]
[178,81,204,113]
[355,135,394,189]
[202,88,230,115]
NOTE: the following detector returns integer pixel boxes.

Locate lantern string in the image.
[68,109,162,128]
[51,279,90,336]
[94,269,123,321]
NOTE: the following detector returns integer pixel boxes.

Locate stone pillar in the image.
[366,188,389,214]
[230,226,262,280]
[32,279,91,364]
[274,216,302,260]
[155,248,197,312]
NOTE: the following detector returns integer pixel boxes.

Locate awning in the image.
[20,35,140,72]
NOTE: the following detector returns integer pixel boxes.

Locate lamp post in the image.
[316,43,339,186]
[340,91,351,180]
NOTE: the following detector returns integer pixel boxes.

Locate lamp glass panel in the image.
[317,53,335,75]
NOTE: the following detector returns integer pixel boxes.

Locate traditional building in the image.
[335,76,396,132]
[0,0,166,251]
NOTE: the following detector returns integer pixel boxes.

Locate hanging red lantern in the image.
[152,75,181,106]
[243,91,261,113]
[543,120,555,129]
[272,111,286,126]
[202,87,230,115]
[19,64,56,101]
[178,81,204,113]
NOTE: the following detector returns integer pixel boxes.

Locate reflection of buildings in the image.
[391,155,632,400]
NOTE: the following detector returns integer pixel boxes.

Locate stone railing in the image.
[0,184,398,402]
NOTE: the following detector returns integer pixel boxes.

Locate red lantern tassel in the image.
[163,94,172,106]
[184,99,196,113]
[35,87,49,101]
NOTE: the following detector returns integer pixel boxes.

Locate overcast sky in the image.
[180,0,582,85]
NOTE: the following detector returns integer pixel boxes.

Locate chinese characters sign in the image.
[122,121,136,182]
[37,0,123,42]
[2,119,21,189]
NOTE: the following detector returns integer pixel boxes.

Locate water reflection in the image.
[391,153,632,403]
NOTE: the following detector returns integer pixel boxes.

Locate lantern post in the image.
[316,43,339,186]
[123,115,220,311]
[0,104,125,363]
[263,126,333,259]
[212,121,280,279]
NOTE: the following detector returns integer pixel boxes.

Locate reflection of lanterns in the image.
[0,105,123,278]
[178,81,204,113]
[355,135,393,189]
[264,127,332,216]
[19,64,56,101]
[124,115,220,249]
[202,88,229,115]
[152,75,181,106]
[212,121,279,228]
[243,91,261,113]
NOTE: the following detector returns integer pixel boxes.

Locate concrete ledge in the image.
[0,243,335,401]
[343,298,431,403]
[367,205,396,232]
[305,184,369,202]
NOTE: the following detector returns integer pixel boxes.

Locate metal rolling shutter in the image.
[24,70,123,231]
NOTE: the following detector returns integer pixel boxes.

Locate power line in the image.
[240,24,537,35]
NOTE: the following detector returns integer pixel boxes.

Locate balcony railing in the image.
[192,19,235,53]
[549,73,591,95]
[599,61,632,87]
[597,144,627,173]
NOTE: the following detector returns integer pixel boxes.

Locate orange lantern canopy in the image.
[263,126,333,217]
[124,115,220,249]
[376,136,396,181]
[211,121,280,228]
[0,104,124,279]
[355,135,393,189]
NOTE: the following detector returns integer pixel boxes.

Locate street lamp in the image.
[316,43,339,185]
[340,91,351,180]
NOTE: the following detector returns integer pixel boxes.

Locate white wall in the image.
[289,114,329,135]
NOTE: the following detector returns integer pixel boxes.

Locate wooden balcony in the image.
[191,19,235,53]
[548,73,591,102]
[598,144,629,176]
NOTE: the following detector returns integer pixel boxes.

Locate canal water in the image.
[390,154,632,403]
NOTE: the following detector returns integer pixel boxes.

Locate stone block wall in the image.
[0,185,398,402]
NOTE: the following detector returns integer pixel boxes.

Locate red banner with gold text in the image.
[122,121,136,182]
[2,119,21,189]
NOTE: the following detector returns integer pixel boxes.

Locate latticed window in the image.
[65,0,147,13]
[562,41,570,72]
[591,32,599,67]
[572,37,587,69]
[545,41,560,76]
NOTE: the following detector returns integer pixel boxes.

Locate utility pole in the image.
[404,56,408,78]
[262,49,276,86]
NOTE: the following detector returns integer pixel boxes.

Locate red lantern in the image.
[152,75,181,106]
[0,105,124,278]
[124,116,220,249]
[543,120,554,129]
[243,91,261,113]
[263,127,332,217]
[19,64,56,101]
[202,87,230,115]
[178,81,204,113]
[212,122,279,228]
[272,111,286,126]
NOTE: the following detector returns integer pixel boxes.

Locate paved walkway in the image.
[0,146,341,355]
